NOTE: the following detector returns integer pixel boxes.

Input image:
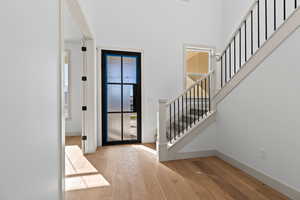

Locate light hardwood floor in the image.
[65,137,289,200]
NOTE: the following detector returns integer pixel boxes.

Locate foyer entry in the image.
[101,50,142,145]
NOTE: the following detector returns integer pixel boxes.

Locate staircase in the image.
[157,0,300,162]
[157,72,217,161]
[166,72,213,144]
[166,106,208,142]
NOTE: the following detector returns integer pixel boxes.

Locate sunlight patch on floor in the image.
[65,174,110,191]
[65,145,98,176]
[133,144,157,155]
[65,145,110,191]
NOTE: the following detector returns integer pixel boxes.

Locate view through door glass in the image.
[102,50,141,145]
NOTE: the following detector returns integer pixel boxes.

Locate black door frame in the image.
[101,50,142,145]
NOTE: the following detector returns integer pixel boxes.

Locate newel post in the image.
[157,99,169,162]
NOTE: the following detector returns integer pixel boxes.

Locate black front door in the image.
[102,50,142,145]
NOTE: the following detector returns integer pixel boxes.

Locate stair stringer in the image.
[160,111,216,161]
[215,6,300,104]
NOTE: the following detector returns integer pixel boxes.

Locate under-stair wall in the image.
[216,23,300,200]
[0,1,61,199]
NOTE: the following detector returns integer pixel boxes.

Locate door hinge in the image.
[82,136,87,141]
[82,106,87,111]
[81,46,87,52]
[82,76,87,81]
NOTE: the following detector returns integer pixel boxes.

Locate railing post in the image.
[157,99,169,162]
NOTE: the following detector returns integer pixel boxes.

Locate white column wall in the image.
[0,1,61,199]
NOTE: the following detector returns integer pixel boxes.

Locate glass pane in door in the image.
[123,84,137,140]
[123,113,137,140]
[107,84,121,112]
[107,84,122,141]
[123,85,136,112]
[123,56,137,83]
[108,113,122,141]
[107,55,121,83]
[106,55,122,142]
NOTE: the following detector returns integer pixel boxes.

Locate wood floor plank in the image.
[166,159,234,200]
[65,137,290,200]
[194,158,269,200]
[209,158,289,200]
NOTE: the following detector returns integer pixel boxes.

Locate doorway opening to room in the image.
[63,44,83,150]
[101,50,142,145]
[184,46,212,90]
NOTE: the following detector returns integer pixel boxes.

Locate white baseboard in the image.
[175,150,217,160]
[216,151,300,200]
[165,149,300,199]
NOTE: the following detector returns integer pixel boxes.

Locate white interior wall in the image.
[179,122,216,153]
[216,26,300,192]
[0,1,60,200]
[221,0,254,45]
[79,0,223,143]
[65,42,82,136]
[64,0,82,42]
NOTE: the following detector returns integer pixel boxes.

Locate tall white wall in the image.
[221,0,253,45]
[216,26,300,192]
[65,42,82,136]
[79,0,223,143]
[0,1,60,200]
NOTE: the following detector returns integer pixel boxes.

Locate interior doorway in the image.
[101,50,142,145]
[184,46,212,89]
[63,43,83,149]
